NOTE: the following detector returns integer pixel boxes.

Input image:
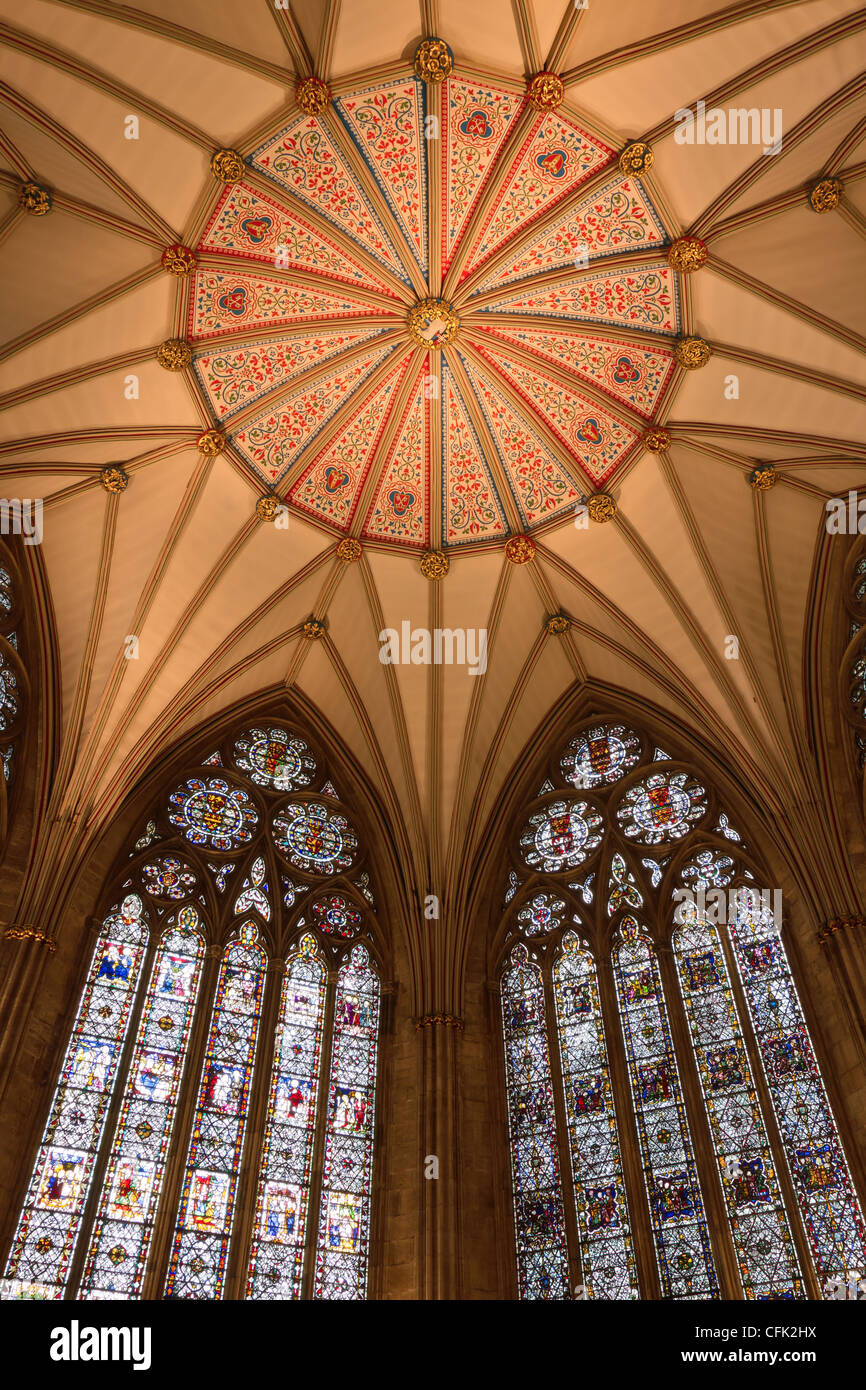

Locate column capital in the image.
[414,1013,464,1031]
[818,916,866,945]
[2,924,57,952]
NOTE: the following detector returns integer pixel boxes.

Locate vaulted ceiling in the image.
[2,0,866,930]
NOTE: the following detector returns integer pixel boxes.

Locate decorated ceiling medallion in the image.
[211,148,247,183]
[191,72,680,549]
[808,176,843,213]
[156,338,192,371]
[643,427,670,452]
[296,76,331,116]
[527,71,564,110]
[420,549,449,579]
[414,37,453,82]
[748,464,777,491]
[674,336,711,369]
[545,613,570,634]
[561,723,642,788]
[302,617,328,639]
[272,802,358,874]
[197,428,225,456]
[587,493,616,522]
[407,297,459,347]
[336,537,362,562]
[615,770,708,845]
[161,244,196,276]
[504,535,535,564]
[519,798,604,872]
[667,236,708,272]
[255,494,281,520]
[233,726,317,790]
[619,141,654,175]
[99,465,129,493]
[18,180,52,215]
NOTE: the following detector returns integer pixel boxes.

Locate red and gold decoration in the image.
[161,244,197,276]
[210,148,247,183]
[808,176,843,213]
[407,297,459,348]
[748,465,777,491]
[619,141,654,176]
[674,336,711,370]
[99,466,130,493]
[413,37,453,82]
[643,427,671,453]
[505,535,536,564]
[255,494,281,521]
[587,493,617,522]
[296,77,331,116]
[156,338,192,371]
[667,237,708,272]
[420,549,450,579]
[527,72,564,111]
[18,180,52,215]
[336,537,363,563]
[196,428,226,456]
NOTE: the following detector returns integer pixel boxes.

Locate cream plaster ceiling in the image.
[1,0,865,924]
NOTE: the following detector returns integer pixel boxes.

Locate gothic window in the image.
[1,721,383,1301]
[496,721,866,1299]
[841,538,866,785]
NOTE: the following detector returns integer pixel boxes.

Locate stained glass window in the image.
[314,945,380,1299]
[168,777,258,849]
[606,852,643,914]
[311,894,362,938]
[728,896,866,1291]
[613,915,719,1298]
[272,801,358,875]
[164,922,266,1299]
[519,798,603,873]
[516,891,567,936]
[1,895,148,1299]
[233,854,271,920]
[233,727,317,790]
[247,935,325,1299]
[673,900,804,1299]
[79,906,205,1298]
[553,932,638,1298]
[140,856,197,901]
[616,771,707,844]
[560,723,641,788]
[500,943,570,1299]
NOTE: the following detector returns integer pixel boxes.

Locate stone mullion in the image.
[417,1016,462,1298]
[139,945,223,1300]
[715,923,822,1301]
[654,937,742,1299]
[819,918,866,1072]
[594,948,660,1298]
[365,979,394,1300]
[222,957,284,1300]
[542,947,582,1298]
[301,963,338,1300]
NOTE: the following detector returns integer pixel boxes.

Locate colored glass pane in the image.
[233,726,317,791]
[519,798,603,872]
[613,916,719,1298]
[314,945,379,1299]
[140,856,197,901]
[168,777,258,850]
[500,943,570,1299]
[1,896,148,1300]
[560,724,641,788]
[673,905,804,1299]
[164,923,266,1299]
[272,802,358,875]
[606,852,643,915]
[553,932,638,1298]
[516,891,567,936]
[247,935,326,1299]
[728,899,866,1293]
[234,855,271,920]
[616,771,707,845]
[311,895,362,938]
[79,907,205,1298]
